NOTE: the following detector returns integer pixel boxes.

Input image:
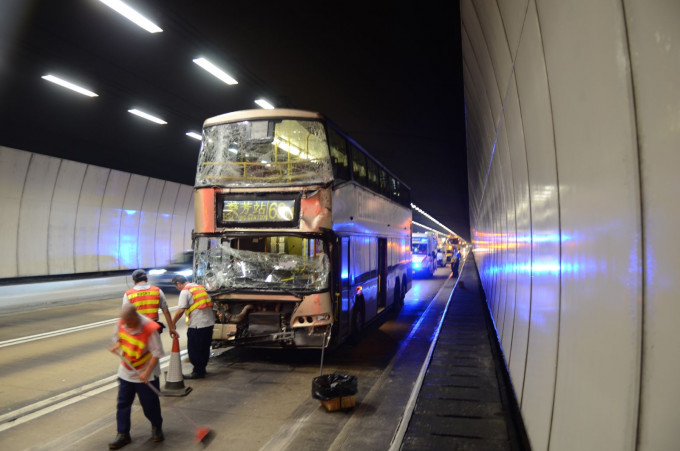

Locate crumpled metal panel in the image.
[196,242,329,293]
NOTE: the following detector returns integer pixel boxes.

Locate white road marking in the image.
[388,261,466,451]
[0,350,187,431]
[0,319,119,348]
[0,307,179,348]
[328,272,457,451]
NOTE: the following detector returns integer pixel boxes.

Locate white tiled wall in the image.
[0,145,194,277]
[463,0,680,449]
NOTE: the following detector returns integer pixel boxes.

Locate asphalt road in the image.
[0,267,456,450]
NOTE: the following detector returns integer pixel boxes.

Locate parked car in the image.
[147,250,193,291]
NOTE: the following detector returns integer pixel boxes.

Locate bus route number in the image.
[221,199,296,224]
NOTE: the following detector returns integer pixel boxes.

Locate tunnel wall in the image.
[462,0,679,449]
[0,145,194,278]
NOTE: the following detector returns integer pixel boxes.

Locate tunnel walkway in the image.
[401,256,530,450]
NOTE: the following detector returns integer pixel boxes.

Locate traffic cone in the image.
[163,335,192,397]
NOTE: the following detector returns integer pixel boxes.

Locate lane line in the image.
[324,272,455,451]
[0,380,119,433]
[0,319,119,348]
[0,350,187,431]
[0,307,179,348]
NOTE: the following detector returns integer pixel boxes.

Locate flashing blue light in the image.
[341,271,349,280]
[412,262,421,269]
[124,209,137,215]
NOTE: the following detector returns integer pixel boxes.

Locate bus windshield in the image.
[412,243,429,255]
[194,235,329,294]
[197,118,333,187]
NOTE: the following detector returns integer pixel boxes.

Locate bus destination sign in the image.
[219,198,298,226]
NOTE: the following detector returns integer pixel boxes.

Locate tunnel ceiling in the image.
[0,0,469,238]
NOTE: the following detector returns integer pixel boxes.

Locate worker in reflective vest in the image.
[123,269,177,339]
[171,275,215,379]
[108,305,165,449]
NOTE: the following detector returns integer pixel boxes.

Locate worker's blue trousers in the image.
[116,377,162,433]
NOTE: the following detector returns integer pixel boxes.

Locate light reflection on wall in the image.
[472,229,594,278]
[119,209,139,268]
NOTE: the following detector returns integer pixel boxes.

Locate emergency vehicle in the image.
[411,232,437,278]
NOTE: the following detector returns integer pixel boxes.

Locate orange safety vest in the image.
[126,286,161,320]
[118,319,161,371]
[186,284,213,319]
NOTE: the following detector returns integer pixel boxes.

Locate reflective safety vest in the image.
[118,319,161,370]
[186,284,212,320]
[126,286,161,320]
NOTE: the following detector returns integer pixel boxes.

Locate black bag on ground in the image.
[312,373,358,401]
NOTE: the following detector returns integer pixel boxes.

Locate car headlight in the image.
[175,269,193,277]
[148,269,167,275]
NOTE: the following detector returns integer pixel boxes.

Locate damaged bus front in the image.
[193,109,335,348]
[194,234,332,347]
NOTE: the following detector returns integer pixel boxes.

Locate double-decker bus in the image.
[192,109,412,348]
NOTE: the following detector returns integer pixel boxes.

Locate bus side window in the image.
[399,183,410,207]
[366,158,380,193]
[379,169,389,197]
[328,127,349,182]
[388,176,399,202]
[350,144,367,187]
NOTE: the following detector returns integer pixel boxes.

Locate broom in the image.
[114,352,211,443]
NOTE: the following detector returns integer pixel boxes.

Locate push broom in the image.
[113,352,211,443]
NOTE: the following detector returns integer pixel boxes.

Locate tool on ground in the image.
[113,352,211,443]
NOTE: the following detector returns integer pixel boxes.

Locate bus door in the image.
[377,237,387,311]
[338,236,351,338]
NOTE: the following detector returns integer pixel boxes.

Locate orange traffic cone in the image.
[163,335,192,397]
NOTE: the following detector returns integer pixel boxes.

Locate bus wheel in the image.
[350,302,365,345]
[393,279,403,313]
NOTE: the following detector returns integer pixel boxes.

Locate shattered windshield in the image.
[196,118,333,188]
[194,235,329,294]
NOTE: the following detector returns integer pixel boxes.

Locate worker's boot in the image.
[151,426,165,442]
[108,432,131,449]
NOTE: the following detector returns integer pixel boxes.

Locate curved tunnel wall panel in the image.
[97,170,130,271]
[18,154,60,277]
[48,160,87,275]
[74,165,109,273]
[464,0,679,449]
[138,178,165,269]
[154,182,181,269]
[0,146,194,278]
[0,147,30,277]
[171,185,193,255]
[625,0,680,448]
[540,1,641,450]
[119,174,148,269]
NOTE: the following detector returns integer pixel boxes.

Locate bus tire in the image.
[400,277,407,304]
[350,300,365,345]
[393,279,403,313]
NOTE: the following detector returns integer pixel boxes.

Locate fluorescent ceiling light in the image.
[193,57,238,85]
[99,0,162,33]
[128,108,167,124]
[254,99,274,109]
[41,75,98,97]
[186,131,202,140]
